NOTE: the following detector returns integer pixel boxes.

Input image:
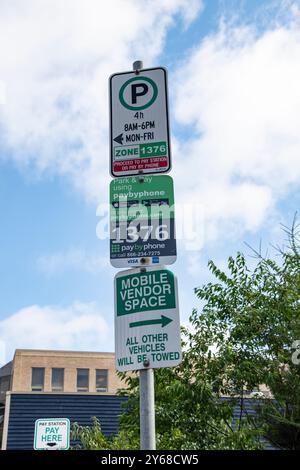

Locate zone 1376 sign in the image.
[110,175,176,268]
[114,266,181,372]
[109,67,171,177]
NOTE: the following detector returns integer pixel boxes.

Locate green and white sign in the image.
[110,175,176,268]
[34,418,70,450]
[110,67,171,177]
[114,266,181,372]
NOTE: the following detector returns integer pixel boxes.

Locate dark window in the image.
[51,368,64,391]
[31,368,45,391]
[96,369,108,392]
[77,368,89,392]
[0,375,11,393]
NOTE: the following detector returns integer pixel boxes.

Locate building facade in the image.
[2,392,128,450]
[0,349,128,449]
[9,349,125,395]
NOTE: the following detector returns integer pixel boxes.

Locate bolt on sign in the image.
[110,175,176,268]
[110,67,171,177]
[34,418,70,450]
[114,266,182,372]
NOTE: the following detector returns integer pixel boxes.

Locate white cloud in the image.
[0,80,6,105]
[36,248,109,275]
[172,9,300,248]
[0,0,299,256]
[0,302,112,364]
[0,0,203,201]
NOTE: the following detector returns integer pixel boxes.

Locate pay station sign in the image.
[110,175,176,268]
[34,418,70,450]
[114,267,181,372]
[110,67,171,177]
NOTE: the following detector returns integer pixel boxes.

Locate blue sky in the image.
[0,0,299,364]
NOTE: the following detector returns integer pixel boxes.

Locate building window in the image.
[51,368,64,391]
[31,367,45,391]
[96,369,108,392]
[77,368,89,392]
[0,375,11,393]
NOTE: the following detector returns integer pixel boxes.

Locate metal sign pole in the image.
[140,366,156,450]
[131,61,156,451]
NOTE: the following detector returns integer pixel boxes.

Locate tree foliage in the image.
[71,416,139,450]
[189,219,300,449]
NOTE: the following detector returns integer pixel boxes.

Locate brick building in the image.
[6,349,125,395]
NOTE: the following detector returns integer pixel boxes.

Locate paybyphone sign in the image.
[109,67,171,177]
[110,175,176,268]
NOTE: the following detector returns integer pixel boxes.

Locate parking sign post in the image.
[132,61,156,450]
[110,61,182,451]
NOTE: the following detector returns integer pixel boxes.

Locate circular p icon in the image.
[119,76,158,110]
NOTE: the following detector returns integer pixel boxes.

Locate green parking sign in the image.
[110,174,176,268]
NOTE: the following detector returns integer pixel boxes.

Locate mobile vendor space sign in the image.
[114,266,181,372]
